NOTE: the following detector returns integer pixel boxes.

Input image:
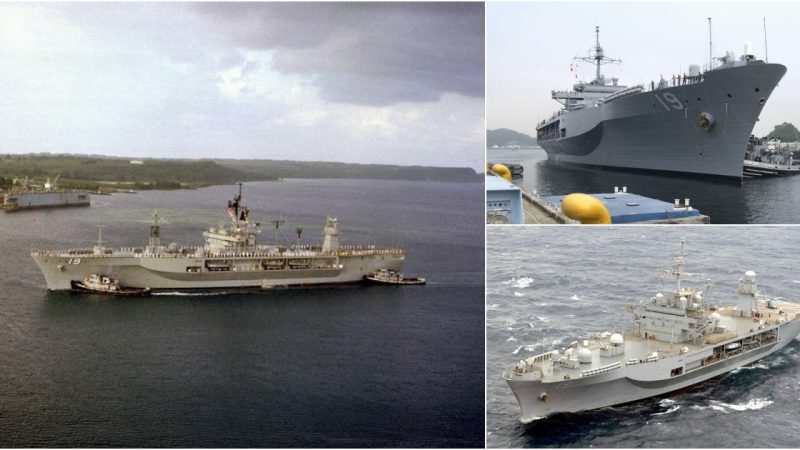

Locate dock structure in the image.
[521,191,577,224]
[486,174,524,224]
[522,188,710,224]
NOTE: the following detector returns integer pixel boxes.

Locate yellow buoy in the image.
[561,193,611,224]
[491,164,512,181]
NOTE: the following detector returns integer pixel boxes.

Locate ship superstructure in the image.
[536,26,786,179]
[504,239,800,422]
[31,185,405,290]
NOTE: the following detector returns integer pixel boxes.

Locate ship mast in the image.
[672,237,686,292]
[576,26,621,85]
[149,210,160,248]
[228,182,243,229]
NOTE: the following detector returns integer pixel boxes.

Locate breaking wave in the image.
[709,398,774,412]
[512,277,534,289]
[652,405,681,416]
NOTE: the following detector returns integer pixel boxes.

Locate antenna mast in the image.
[96,225,105,248]
[271,219,285,245]
[576,26,620,84]
[708,17,713,69]
[674,237,686,292]
[149,210,160,248]
[763,17,769,63]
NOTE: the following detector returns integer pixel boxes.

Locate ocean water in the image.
[0,179,485,447]
[487,227,800,448]
[488,147,800,224]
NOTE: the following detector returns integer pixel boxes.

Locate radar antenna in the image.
[575,26,621,85]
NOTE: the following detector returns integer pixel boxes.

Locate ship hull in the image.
[506,319,800,423]
[31,253,405,291]
[4,192,90,211]
[538,62,786,179]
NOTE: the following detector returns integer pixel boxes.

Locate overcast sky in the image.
[488,2,800,138]
[0,2,484,170]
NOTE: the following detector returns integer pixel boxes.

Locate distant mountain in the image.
[487,128,536,148]
[766,122,800,142]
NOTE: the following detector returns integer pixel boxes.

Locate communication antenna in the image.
[672,237,686,292]
[296,227,303,244]
[575,26,620,84]
[763,17,769,63]
[708,18,713,69]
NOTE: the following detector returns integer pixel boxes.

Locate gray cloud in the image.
[191,2,484,106]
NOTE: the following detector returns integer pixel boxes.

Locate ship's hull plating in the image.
[31,253,405,291]
[506,319,800,422]
[538,63,786,179]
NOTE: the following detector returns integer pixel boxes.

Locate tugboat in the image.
[742,137,800,177]
[364,268,426,285]
[70,274,151,296]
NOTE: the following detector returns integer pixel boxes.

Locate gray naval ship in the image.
[504,239,800,422]
[536,26,786,180]
[31,186,405,291]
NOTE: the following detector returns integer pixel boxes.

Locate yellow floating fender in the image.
[491,163,512,181]
[561,193,612,224]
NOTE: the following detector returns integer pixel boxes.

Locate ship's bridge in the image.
[550,80,628,112]
[203,224,259,252]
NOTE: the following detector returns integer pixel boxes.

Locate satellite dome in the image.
[745,270,756,279]
[710,312,722,323]
[695,293,703,301]
[610,333,624,345]
[655,293,663,299]
[578,347,592,364]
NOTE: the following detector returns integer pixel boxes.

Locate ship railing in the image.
[580,361,621,378]
[644,74,704,92]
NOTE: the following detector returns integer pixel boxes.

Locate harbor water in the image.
[0,178,485,447]
[488,147,800,224]
[487,226,800,448]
